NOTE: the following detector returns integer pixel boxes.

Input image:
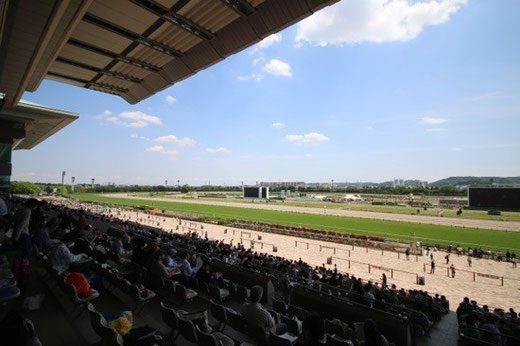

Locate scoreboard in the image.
[243,186,269,199]
[468,187,520,210]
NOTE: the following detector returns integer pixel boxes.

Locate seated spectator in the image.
[460,314,481,340]
[49,233,88,273]
[481,315,502,345]
[364,319,390,346]
[242,285,287,337]
[179,252,194,277]
[70,230,92,256]
[296,314,327,345]
[33,218,55,255]
[149,251,176,280]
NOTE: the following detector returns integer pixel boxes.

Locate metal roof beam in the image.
[128,0,214,41]
[47,72,129,94]
[82,13,184,58]
[220,0,255,17]
[55,57,143,84]
[67,38,162,72]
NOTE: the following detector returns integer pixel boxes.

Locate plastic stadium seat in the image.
[210,284,229,302]
[210,301,228,331]
[195,325,221,346]
[273,298,288,314]
[227,310,245,332]
[160,302,180,340]
[270,331,298,346]
[177,315,198,343]
[174,283,198,302]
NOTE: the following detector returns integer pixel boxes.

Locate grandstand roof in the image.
[0,0,339,106]
[0,98,78,150]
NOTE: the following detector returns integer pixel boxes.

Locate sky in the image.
[12,0,520,186]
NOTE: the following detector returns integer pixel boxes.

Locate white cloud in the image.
[130,133,149,140]
[120,111,162,125]
[263,59,292,77]
[451,146,463,151]
[250,33,282,54]
[206,147,231,153]
[99,111,162,128]
[252,57,265,66]
[285,132,329,143]
[470,91,504,102]
[93,109,112,120]
[295,0,467,46]
[426,127,447,132]
[272,122,285,128]
[165,95,176,104]
[367,126,373,130]
[146,145,178,156]
[237,73,264,82]
[422,117,448,124]
[154,134,196,146]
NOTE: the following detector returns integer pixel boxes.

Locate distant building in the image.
[260,181,306,188]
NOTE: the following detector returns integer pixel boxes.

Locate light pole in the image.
[91,178,95,189]
[71,176,75,193]
[165,180,168,186]
[61,171,66,195]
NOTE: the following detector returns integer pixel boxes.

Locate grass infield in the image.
[71,193,520,252]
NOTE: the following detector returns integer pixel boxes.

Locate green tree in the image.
[180,184,190,193]
[10,181,43,195]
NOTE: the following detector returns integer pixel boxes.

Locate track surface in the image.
[106,193,520,232]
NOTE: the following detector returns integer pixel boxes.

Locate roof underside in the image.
[1,0,339,105]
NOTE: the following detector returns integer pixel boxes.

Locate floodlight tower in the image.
[165,180,168,186]
[71,176,75,193]
[91,178,95,188]
[61,171,66,195]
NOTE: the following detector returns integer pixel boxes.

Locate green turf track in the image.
[71,194,520,251]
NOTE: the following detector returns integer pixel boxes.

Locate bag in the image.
[66,272,91,296]
[123,326,162,346]
[12,258,30,289]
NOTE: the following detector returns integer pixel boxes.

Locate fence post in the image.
[348,260,351,269]
[416,255,418,262]
[447,268,449,277]
[320,245,322,252]
[334,248,336,255]
[295,240,297,247]
[366,247,368,253]
[473,272,476,282]
[381,249,384,256]
[398,252,400,259]
[352,244,354,250]
[423,263,426,272]
[391,269,394,279]
[307,242,309,250]
[501,277,504,286]
[368,264,371,273]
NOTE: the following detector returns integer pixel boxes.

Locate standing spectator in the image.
[381,273,387,288]
[467,256,472,267]
[13,199,38,259]
[405,248,410,260]
[445,254,450,264]
[430,260,435,274]
[450,264,456,278]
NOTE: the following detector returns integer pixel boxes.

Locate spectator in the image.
[49,233,88,273]
[297,314,327,345]
[364,319,390,346]
[179,252,193,277]
[242,285,287,337]
[12,199,38,259]
[149,251,176,280]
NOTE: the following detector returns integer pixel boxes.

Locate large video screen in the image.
[243,187,260,198]
[468,187,520,210]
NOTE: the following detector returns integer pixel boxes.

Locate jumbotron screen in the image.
[243,187,261,198]
[468,187,520,209]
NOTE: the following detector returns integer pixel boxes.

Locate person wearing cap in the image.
[241,285,287,337]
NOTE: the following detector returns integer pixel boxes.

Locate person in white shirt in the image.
[241,285,287,337]
[179,252,193,277]
[49,233,87,273]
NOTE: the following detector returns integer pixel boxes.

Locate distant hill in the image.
[429,176,520,187]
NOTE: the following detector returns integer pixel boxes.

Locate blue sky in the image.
[13,0,520,185]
